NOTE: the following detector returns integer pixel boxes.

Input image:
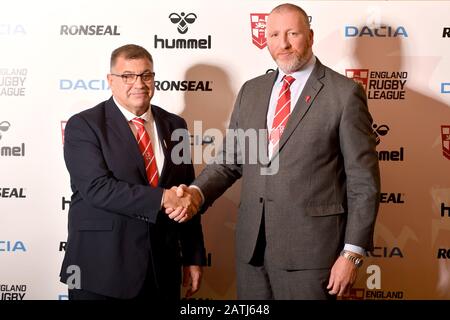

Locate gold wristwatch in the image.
[340,250,363,268]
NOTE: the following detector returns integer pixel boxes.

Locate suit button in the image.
[259,197,263,203]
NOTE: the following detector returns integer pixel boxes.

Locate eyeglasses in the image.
[110,72,155,84]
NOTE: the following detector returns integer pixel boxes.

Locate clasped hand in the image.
[163,184,201,223]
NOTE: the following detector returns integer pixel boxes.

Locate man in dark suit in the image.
[168,3,380,299]
[60,44,206,301]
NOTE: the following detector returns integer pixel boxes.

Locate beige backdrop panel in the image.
[0,0,449,300]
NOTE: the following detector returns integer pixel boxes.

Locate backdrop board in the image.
[0,0,449,300]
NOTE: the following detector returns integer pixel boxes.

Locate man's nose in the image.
[280,34,291,49]
[133,75,146,87]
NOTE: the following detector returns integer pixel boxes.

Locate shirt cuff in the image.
[189,185,205,206]
[344,244,365,256]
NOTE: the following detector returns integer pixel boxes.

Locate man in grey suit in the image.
[167,3,380,299]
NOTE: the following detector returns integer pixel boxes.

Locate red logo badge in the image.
[346,69,369,91]
[250,13,269,49]
[61,121,67,145]
[441,125,450,160]
[341,288,365,300]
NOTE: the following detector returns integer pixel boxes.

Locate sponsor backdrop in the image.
[1,0,449,300]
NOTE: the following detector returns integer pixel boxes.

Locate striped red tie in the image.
[269,75,295,152]
[131,117,159,187]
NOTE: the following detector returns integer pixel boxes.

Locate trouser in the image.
[236,213,335,300]
[69,259,180,301]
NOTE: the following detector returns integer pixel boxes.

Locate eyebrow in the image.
[120,69,153,74]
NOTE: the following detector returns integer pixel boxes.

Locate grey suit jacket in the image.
[194,59,380,270]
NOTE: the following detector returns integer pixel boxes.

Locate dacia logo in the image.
[345,25,408,37]
[169,12,197,34]
[0,240,26,252]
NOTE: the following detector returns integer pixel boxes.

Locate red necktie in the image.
[269,75,295,151]
[131,117,159,187]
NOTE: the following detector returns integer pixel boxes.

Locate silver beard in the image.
[275,55,309,74]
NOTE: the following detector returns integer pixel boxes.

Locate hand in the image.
[182,265,203,298]
[162,187,193,221]
[326,255,359,296]
[165,184,202,223]
[176,184,202,213]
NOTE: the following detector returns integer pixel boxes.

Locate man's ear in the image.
[106,74,113,87]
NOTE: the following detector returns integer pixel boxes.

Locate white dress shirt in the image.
[267,55,316,159]
[114,97,165,176]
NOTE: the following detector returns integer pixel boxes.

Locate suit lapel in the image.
[274,60,325,158]
[105,97,148,182]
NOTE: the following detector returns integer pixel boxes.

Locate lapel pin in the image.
[305,95,311,103]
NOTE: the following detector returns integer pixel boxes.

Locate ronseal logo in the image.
[443,27,450,38]
[154,80,212,91]
[437,248,450,259]
[0,188,26,198]
[346,69,407,100]
[60,25,120,36]
[380,192,405,204]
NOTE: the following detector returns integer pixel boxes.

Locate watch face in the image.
[355,259,363,267]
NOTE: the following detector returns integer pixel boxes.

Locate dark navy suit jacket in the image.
[60,97,206,299]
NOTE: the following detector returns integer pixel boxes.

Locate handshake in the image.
[162,185,202,223]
